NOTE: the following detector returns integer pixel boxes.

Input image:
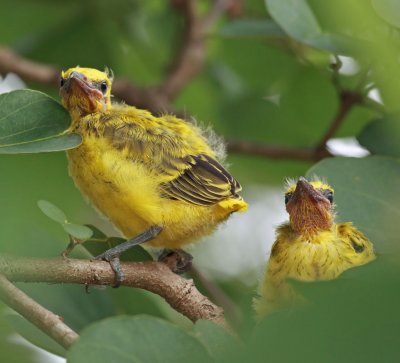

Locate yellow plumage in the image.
[60,67,247,250]
[254,178,375,317]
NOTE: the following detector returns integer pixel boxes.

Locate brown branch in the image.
[227,89,363,161]
[0,255,227,328]
[227,140,332,161]
[160,0,230,100]
[315,90,362,151]
[0,274,79,349]
[0,47,59,87]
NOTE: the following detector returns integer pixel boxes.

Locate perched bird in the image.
[254,177,375,317]
[60,67,247,284]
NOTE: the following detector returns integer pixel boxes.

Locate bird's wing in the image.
[161,153,242,206]
[103,114,242,206]
[337,223,370,254]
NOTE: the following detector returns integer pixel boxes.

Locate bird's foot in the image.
[94,225,163,288]
[158,249,193,274]
[94,251,124,288]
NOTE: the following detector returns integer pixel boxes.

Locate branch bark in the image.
[0,274,78,349]
[0,255,227,328]
[315,90,362,152]
[227,140,331,161]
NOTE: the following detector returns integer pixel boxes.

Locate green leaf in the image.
[0,89,81,153]
[246,253,400,363]
[0,133,82,154]
[63,223,93,240]
[265,0,356,54]
[67,316,213,363]
[220,19,285,38]
[193,320,238,362]
[306,156,400,253]
[372,0,400,27]
[4,312,66,357]
[37,200,67,224]
[357,117,400,157]
[84,224,108,239]
[266,0,322,39]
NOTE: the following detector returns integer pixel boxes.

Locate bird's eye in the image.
[326,191,333,204]
[60,78,65,87]
[100,81,108,94]
[285,193,293,204]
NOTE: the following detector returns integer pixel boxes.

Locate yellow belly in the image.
[66,137,232,248]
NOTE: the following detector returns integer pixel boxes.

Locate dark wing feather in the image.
[162,154,242,206]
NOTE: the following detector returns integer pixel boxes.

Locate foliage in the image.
[1,0,400,362]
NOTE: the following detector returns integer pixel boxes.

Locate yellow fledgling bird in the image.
[60,67,247,284]
[254,177,375,317]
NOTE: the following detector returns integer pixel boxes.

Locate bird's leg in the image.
[95,225,162,287]
[158,249,193,274]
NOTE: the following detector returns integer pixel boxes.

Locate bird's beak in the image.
[66,72,102,99]
[286,177,333,235]
[60,72,103,113]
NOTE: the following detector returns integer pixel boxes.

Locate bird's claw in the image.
[94,252,124,288]
[158,249,193,274]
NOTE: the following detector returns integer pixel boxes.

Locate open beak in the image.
[286,177,332,234]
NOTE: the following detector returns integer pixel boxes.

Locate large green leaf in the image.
[306,156,400,253]
[357,117,400,157]
[245,253,400,363]
[192,320,238,362]
[266,0,322,39]
[67,316,213,363]
[372,0,400,27]
[0,90,81,153]
[266,0,355,54]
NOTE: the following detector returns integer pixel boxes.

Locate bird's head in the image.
[60,67,112,119]
[285,177,334,236]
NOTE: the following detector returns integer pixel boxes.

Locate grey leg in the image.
[95,225,162,287]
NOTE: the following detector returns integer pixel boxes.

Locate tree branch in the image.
[0,255,227,329]
[0,47,59,87]
[227,140,332,161]
[0,274,79,349]
[315,90,362,151]
[159,0,230,101]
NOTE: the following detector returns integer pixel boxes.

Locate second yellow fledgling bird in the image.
[254,177,375,317]
[60,67,247,284]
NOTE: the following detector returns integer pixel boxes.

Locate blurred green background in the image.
[1,0,400,362]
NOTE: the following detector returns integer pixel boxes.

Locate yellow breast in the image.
[254,223,375,316]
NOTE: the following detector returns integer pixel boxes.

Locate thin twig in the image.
[0,274,79,349]
[0,255,227,328]
[315,91,362,151]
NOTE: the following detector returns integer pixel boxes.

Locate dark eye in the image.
[326,191,333,203]
[100,81,108,94]
[60,78,65,87]
[285,193,293,204]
